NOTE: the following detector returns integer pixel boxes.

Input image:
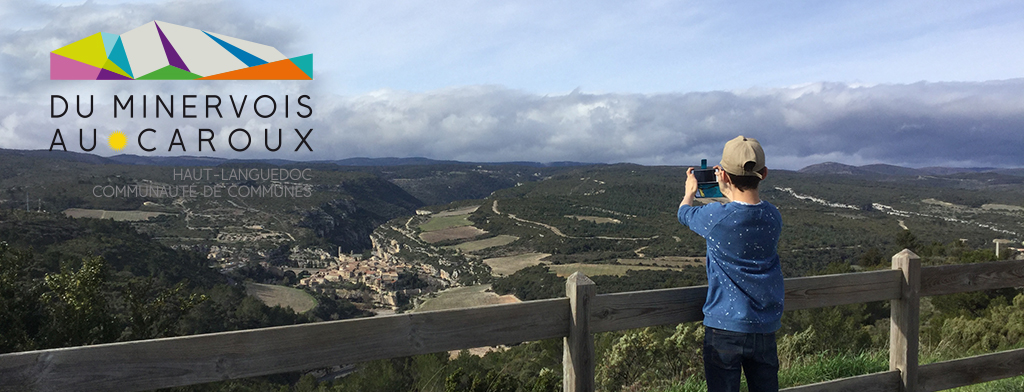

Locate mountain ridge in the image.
[0,149,593,168]
[798,161,1016,177]
[6,149,1020,173]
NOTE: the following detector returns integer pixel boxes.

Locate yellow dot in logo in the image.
[109,131,128,151]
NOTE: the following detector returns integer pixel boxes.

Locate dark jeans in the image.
[703,326,779,392]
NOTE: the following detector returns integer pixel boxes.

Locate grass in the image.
[945,376,1024,391]
[444,235,519,252]
[419,226,487,243]
[64,208,170,221]
[654,349,1024,391]
[414,284,519,312]
[653,350,888,392]
[777,351,887,388]
[418,214,474,232]
[244,283,318,314]
[483,252,550,276]
[549,263,675,277]
[564,215,621,224]
[657,377,707,392]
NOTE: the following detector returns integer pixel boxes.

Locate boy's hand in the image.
[685,167,698,195]
[681,167,698,207]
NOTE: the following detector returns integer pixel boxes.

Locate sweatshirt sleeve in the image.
[677,204,717,238]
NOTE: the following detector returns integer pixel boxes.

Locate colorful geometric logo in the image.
[50,21,312,80]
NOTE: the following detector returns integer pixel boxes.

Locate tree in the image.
[41,256,117,347]
[444,367,520,392]
[120,278,208,340]
[778,298,882,367]
[935,294,1024,357]
[491,264,565,301]
[0,242,44,353]
[895,230,919,252]
[283,270,298,285]
[597,324,704,391]
[856,247,885,267]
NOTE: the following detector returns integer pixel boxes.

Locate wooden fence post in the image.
[564,272,596,392]
[890,249,921,392]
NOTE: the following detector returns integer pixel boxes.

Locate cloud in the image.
[8,78,1024,169]
[3,1,1023,169]
[296,80,1024,168]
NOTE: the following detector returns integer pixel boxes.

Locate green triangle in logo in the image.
[137,65,201,80]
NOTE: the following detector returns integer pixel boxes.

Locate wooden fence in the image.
[2,249,1023,391]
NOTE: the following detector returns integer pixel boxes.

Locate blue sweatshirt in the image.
[678,201,784,333]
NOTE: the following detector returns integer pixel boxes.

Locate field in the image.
[483,252,550,276]
[419,214,475,232]
[244,283,318,314]
[64,208,170,221]
[982,203,1024,211]
[414,284,519,312]
[420,226,488,243]
[433,206,480,217]
[924,198,1024,212]
[444,235,519,252]
[549,263,676,277]
[564,215,621,224]
[617,256,705,268]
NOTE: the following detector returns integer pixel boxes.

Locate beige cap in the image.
[720,135,765,178]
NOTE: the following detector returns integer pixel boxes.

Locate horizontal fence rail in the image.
[918,347,1024,392]
[920,259,1024,297]
[780,370,902,392]
[1,254,1023,392]
[0,298,570,392]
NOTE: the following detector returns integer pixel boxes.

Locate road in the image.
[491,200,658,241]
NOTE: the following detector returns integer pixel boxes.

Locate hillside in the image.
[0,209,371,356]
[0,151,424,258]
[333,162,585,206]
[4,147,1021,280]
[800,161,1020,179]
[431,164,1021,278]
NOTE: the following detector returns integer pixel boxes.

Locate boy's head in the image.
[720,135,765,192]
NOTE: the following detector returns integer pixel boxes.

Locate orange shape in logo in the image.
[199,59,311,80]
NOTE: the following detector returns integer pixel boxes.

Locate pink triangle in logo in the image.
[50,53,103,80]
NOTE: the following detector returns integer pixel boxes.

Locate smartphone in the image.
[693,168,717,184]
[693,168,723,198]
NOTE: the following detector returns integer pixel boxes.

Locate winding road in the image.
[491,200,658,241]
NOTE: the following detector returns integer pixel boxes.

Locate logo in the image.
[50,21,312,80]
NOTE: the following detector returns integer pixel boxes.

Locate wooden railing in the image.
[1,250,1023,392]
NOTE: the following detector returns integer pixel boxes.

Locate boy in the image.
[677,136,784,392]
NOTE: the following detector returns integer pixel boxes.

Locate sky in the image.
[1,0,1023,169]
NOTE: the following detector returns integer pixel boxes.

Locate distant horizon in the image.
[6,147,1021,172]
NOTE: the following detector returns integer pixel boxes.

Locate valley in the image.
[2,148,1022,315]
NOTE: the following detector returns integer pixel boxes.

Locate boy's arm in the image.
[680,167,698,207]
[677,167,716,237]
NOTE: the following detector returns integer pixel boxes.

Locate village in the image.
[235,233,461,311]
